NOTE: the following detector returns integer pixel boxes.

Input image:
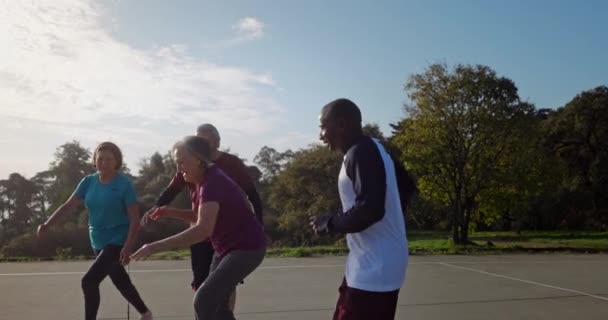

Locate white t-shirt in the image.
[337,137,408,292]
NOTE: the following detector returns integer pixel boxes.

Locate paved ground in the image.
[1,254,607,319]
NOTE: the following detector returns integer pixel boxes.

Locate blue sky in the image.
[1,0,607,178]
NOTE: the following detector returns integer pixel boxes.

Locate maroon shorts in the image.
[333,277,400,320]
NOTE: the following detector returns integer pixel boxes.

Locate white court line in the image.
[0,264,344,277]
[436,259,608,265]
[439,262,608,302]
[1,259,607,277]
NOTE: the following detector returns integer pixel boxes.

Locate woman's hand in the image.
[120,244,133,265]
[130,243,159,262]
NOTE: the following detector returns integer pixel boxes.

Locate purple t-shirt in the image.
[196,165,266,257]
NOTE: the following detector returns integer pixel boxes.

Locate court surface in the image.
[1,254,607,319]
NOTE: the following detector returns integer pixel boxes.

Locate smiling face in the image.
[318,99,363,154]
[318,106,348,153]
[174,146,205,184]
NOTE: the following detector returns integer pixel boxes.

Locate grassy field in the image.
[2,231,607,262]
[149,231,608,259]
[404,230,608,254]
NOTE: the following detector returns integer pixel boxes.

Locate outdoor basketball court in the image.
[1,254,607,319]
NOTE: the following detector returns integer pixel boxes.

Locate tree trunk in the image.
[452,206,465,244]
[460,213,469,244]
[452,222,460,243]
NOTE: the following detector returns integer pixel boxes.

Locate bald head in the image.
[321,98,362,128]
[196,123,221,150]
[319,98,364,153]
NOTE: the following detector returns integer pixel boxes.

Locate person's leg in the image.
[332,278,348,320]
[193,249,265,320]
[190,240,215,290]
[107,246,150,316]
[194,252,223,320]
[81,246,121,320]
[333,277,400,320]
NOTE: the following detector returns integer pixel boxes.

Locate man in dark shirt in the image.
[311,99,409,320]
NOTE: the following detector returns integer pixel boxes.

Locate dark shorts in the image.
[333,277,400,320]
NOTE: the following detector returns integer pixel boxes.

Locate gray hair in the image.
[173,136,212,165]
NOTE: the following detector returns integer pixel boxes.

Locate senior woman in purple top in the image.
[130,136,266,320]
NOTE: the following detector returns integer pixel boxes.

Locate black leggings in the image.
[82,245,149,320]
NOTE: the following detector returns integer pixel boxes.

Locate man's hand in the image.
[149,206,170,221]
[309,215,332,234]
[140,206,157,226]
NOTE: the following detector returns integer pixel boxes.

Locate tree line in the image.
[1,63,607,257]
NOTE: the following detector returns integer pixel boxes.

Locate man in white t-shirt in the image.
[311,98,409,320]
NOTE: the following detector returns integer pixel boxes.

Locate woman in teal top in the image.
[38,142,153,320]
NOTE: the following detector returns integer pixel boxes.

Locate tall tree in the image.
[35,141,95,224]
[543,86,608,227]
[0,173,42,241]
[392,64,536,243]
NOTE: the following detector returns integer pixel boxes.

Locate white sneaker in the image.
[140,310,153,320]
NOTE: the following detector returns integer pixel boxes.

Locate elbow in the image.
[190,213,199,224]
[194,222,212,242]
[352,204,386,233]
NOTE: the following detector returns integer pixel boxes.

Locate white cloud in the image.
[235,17,265,40]
[208,17,267,48]
[0,0,288,178]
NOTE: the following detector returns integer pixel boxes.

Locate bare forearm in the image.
[124,214,140,247]
[45,204,72,227]
[153,224,209,251]
[165,208,197,223]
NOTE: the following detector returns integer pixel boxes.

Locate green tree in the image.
[362,123,385,141]
[135,152,177,205]
[35,141,95,225]
[392,64,536,243]
[474,110,558,230]
[0,173,43,242]
[254,146,294,181]
[543,86,608,228]
[267,145,342,245]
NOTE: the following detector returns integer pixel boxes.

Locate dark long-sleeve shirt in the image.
[329,136,387,233]
[329,136,408,292]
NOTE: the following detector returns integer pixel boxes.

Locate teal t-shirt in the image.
[74,172,137,250]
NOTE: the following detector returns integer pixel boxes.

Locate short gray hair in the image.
[173,136,212,165]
